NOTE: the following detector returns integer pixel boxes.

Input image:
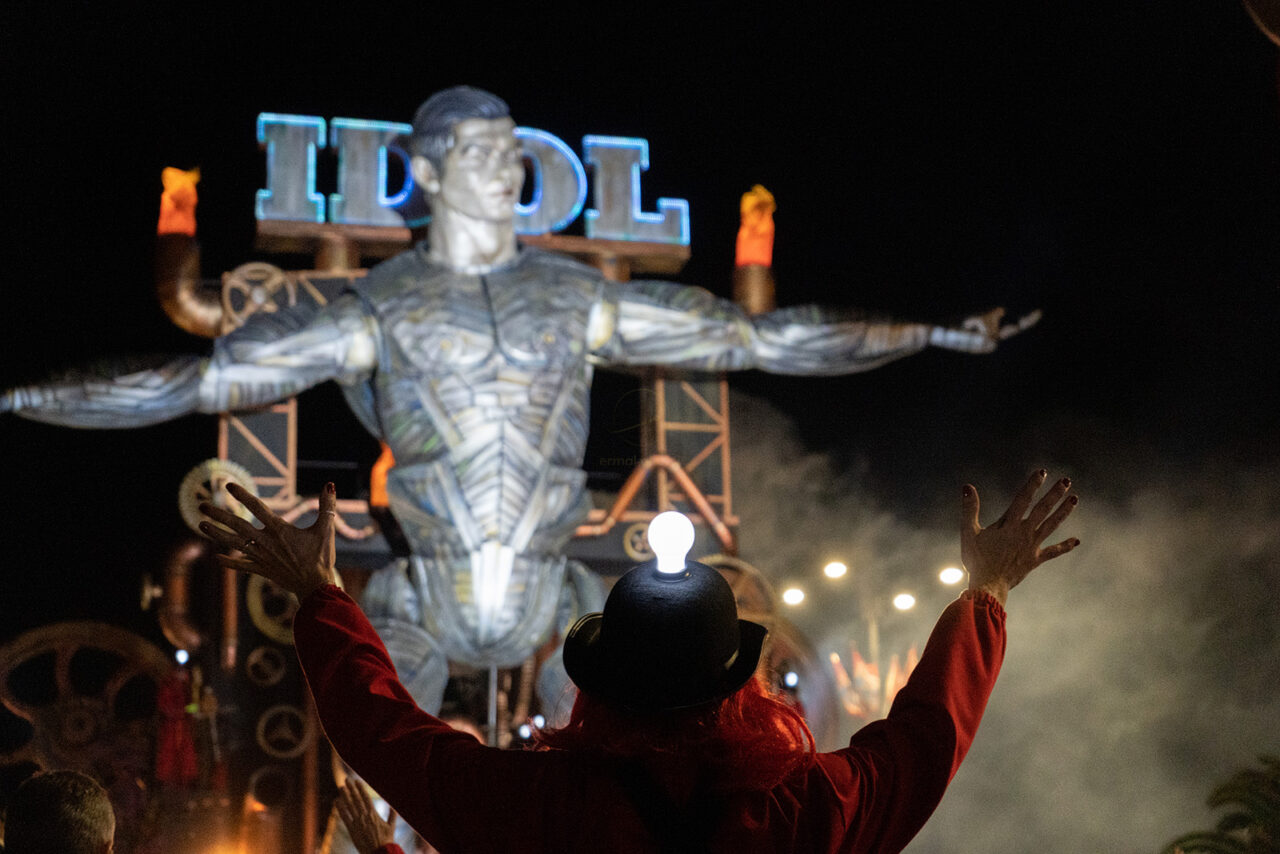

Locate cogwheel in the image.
[178,458,258,534]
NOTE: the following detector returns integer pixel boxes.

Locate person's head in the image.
[3,770,115,854]
[408,86,523,224]
[550,555,815,789]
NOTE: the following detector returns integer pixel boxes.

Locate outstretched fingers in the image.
[1037,537,1081,566]
[1000,469,1048,525]
[225,482,278,529]
[1036,490,1078,542]
[198,503,259,547]
[1027,477,1072,529]
[961,484,980,535]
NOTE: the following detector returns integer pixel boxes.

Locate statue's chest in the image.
[380,271,594,374]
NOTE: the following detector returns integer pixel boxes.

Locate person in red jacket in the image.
[200,468,1078,853]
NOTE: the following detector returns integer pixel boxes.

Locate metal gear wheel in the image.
[177,457,258,535]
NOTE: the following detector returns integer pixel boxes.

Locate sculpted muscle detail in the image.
[352,249,601,665]
[355,248,599,556]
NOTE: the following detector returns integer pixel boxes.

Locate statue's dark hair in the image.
[410,86,511,173]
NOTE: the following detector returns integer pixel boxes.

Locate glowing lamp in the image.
[939,566,965,585]
[783,671,800,688]
[648,511,695,574]
[175,649,189,665]
[892,593,916,611]
[823,561,848,579]
[782,587,805,606]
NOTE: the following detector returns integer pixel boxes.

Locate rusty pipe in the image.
[222,566,238,672]
[156,538,207,653]
[732,264,776,316]
[574,454,737,555]
[155,234,224,338]
[1243,0,1280,46]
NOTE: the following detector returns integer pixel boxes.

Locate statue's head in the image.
[409,86,512,174]
[408,86,523,225]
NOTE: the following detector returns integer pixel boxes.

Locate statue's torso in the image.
[348,247,605,560]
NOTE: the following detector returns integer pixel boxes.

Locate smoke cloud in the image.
[727,390,1280,854]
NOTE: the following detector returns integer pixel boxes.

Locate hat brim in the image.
[563,613,768,712]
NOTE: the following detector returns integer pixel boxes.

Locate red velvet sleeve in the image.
[829,589,1007,853]
[292,585,524,854]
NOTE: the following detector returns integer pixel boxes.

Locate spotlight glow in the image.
[783,671,800,688]
[782,587,805,605]
[175,649,189,665]
[939,566,965,585]
[892,592,917,611]
[648,511,695,574]
[823,561,848,579]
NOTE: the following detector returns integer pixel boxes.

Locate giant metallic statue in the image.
[3,87,1036,692]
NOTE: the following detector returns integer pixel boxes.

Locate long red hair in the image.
[536,676,816,792]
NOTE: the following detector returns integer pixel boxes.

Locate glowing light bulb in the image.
[175,649,189,665]
[892,592,916,611]
[823,561,848,579]
[783,671,800,688]
[782,587,805,605]
[939,566,965,585]
[648,511,695,574]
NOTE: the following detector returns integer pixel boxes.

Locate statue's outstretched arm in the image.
[3,295,378,429]
[589,280,1039,375]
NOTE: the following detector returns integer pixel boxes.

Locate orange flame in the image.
[157,166,200,236]
[735,184,776,268]
[370,442,395,508]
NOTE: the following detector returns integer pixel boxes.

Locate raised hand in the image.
[336,779,399,854]
[961,469,1080,606]
[198,481,338,600]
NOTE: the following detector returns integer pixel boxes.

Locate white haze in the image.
[728,391,1280,854]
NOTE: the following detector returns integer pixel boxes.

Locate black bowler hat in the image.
[562,558,768,712]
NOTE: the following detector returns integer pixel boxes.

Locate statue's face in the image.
[434,117,524,223]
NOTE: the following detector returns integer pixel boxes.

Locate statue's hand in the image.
[199,482,339,600]
[997,308,1042,339]
[962,469,1080,606]
[931,307,1042,353]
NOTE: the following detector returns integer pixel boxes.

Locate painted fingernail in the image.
[1060,477,1071,488]
[1037,469,1047,478]
[963,485,973,497]
[1069,495,1078,505]
[326,482,336,495]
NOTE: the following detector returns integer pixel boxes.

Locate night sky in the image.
[3,5,1278,853]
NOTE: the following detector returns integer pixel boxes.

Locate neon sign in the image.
[255,113,690,244]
